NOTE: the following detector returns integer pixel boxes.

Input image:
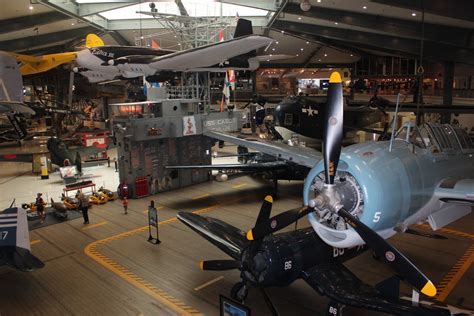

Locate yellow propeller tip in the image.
[421,280,437,297]
[329,71,342,83]
[264,195,273,203]
[199,261,204,270]
[246,230,254,241]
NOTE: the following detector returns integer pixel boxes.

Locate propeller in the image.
[245,72,437,297]
[200,195,279,313]
[200,195,274,272]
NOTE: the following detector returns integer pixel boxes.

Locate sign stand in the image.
[147,200,161,244]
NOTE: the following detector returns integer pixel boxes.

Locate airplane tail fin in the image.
[233,19,253,38]
[0,207,44,271]
[85,34,105,48]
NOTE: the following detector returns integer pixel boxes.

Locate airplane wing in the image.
[142,35,272,71]
[204,131,323,168]
[301,263,450,315]
[426,178,474,230]
[0,102,35,115]
[166,161,289,171]
[177,212,248,260]
[435,178,474,204]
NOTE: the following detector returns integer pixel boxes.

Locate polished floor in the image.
[0,148,473,315]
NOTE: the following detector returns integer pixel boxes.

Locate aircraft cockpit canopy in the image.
[395,122,474,154]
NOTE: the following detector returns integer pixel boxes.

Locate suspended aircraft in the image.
[179,72,474,313]
[11,19,272,83]
[0,205,44,272]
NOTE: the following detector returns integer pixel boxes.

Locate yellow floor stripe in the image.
[416,224,474,301]
[194,276,224,291]
[30,239,41,246]
[436,244,474,301]
[81,221,107,230]
[191,193,210,200]
[416,224,474,240]
[232,183,248,189]
[84,197,244,315]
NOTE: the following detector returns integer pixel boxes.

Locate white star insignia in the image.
[302,106,318,116]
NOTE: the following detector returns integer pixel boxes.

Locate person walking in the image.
[122,197,128,214]
[77,192,90,224]
[35,193,46,224]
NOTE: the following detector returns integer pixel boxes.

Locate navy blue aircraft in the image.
[0,206,44,271]
[180,72,474,315]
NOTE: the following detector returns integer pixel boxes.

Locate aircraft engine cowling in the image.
[303,144,419,248]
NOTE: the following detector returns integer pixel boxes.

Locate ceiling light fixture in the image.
[281,30,285,34]
[298,16,302,20]
[334,22,338,25]
[350,54,353,56]
[411,12,417,16]
[276,41,279,44]
[29,5,33,10]
[324,53,328,57]
[300,48,304,51]
[362,6,367,9]
[306,41,309,44]
[300,0,311,12]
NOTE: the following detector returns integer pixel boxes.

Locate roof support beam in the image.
[107,16,269,30]
[283,3,472,48]
[370,0,474,22]
[273,20,474,65]
[218,0,278,11]
[260,63,353,68]
[78,1,139,17]
[0,12,70,35]
[0,27,96,52]
[38,0,107,30]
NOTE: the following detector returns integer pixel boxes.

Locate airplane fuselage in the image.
[75,46,171,82]
[304,124,474,248]
[274,96,381,139]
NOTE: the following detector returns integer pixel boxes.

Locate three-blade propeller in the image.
[199,195,274,272]
[245,72,436,297]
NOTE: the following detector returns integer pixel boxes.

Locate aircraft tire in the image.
[230,282,248,302]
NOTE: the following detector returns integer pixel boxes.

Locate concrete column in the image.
[442,61,454,124]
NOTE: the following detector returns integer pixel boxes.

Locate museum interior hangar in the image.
[0,1,473,315]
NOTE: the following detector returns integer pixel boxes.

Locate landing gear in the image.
[230,281,248,302]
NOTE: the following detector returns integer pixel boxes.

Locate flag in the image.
[222,72,231,110]
[151,39,160,49]
[227,70,235,91]
[219,29,224,42]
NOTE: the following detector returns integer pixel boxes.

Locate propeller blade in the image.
[246,206,312,241]
[199,260,240,271]
[323,72,344,185]
[337,208,437,297]
[255,195,273,228]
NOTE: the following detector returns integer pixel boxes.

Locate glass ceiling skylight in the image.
[92,1,268,20]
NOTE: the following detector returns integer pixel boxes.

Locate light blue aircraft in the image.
[205,72,474,297]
